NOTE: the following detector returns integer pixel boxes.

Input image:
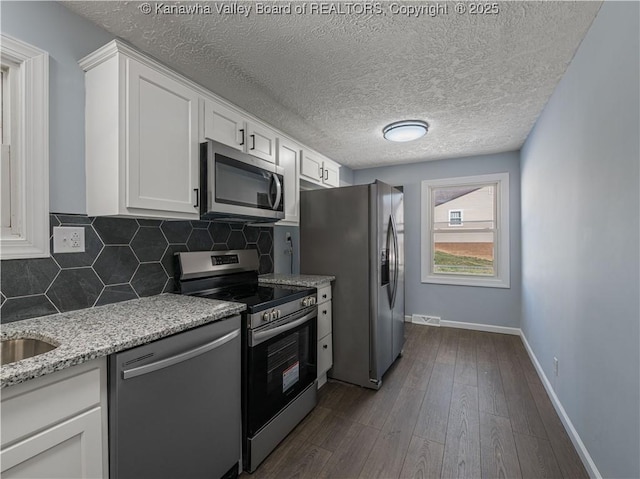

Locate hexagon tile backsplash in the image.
[0,215,273,324]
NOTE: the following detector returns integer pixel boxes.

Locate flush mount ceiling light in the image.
[383,120,429,142]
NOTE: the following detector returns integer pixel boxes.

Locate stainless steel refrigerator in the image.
[300,180,404,389]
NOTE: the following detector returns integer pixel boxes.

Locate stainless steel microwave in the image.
[200,140,284,223]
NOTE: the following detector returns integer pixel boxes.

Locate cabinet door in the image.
[276,138,300,225]
[127,60,199,216]
[247,122,277,163]
[322,161,340,188]
[318,334,333,377]
[317,301,332,339]
[300,152,323,185]
[1,408,104,479]
[203,98,245,151]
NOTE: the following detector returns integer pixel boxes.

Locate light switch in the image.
[53,226,85,253]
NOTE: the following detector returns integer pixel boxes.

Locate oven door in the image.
[245,307,317,436]
[202,140,285,222]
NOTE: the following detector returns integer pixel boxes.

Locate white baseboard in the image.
[404,315,412,322]
[439,319,520,336]
[519,332,601,479]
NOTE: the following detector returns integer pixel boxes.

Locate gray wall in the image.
[520,3,640,478]
[354,151,521,328]
[273,225,300,275]
[339,165,355,186]
[1,1,114,214]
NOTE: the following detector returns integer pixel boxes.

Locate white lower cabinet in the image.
[316,284,333,388]
[1,359,108,479]
[318,334,333,384]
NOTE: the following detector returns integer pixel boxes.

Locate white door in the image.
[203,99,245,151]
[1,408,104,479]
[127,60,199,216]
[276,138,301,224]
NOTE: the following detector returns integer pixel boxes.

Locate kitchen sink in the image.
[1,338,58,366]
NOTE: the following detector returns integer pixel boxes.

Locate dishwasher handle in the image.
[122,329,240,380]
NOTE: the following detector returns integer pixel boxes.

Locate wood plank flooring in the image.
[248,324,588,479]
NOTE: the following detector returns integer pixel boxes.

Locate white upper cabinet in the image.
[300,151,340,188]
[203,99,245,151]
[276,138,301,225]
[81,40,200,219]
[322,160,340,188]
[127,60,199,214]
[203,98,277,163]
[81,40,342,221]
[246,121,277,163]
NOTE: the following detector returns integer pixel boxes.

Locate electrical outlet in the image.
[553,357,559,376]
[412,314,441,326]
[53,226,85,253]
[284,231,293,256]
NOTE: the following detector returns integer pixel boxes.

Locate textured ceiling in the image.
[63,1,602,169]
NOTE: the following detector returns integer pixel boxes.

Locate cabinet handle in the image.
[322,294,327,299]
[324,169,329,181]
[322,310,327,315]
[319,166,324,179]
[250,134,256,150]
[323,344,328,349]
[239,129,245,146]
[193,188,199,208]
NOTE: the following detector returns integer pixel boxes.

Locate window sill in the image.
[422,274,510,289]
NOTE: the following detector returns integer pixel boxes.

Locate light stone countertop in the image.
[0,294,245,388]
[258,274,335,288]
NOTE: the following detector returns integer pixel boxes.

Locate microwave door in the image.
[202,140,285,222]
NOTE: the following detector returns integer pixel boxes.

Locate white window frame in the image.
[0,34,49,259]
[421,172,510,288]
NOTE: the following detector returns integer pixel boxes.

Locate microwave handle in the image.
[272,173,282,211]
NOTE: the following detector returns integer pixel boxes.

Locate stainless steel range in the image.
[176,250,318,473]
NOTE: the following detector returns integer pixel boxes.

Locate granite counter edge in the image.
[0,301,246,389]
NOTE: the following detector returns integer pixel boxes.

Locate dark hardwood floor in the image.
[249,324,588,479]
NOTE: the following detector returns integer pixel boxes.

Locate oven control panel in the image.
[248,291,317,329]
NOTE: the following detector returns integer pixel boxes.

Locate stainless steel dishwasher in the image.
[108,315,241,479]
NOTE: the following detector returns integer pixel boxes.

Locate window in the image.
[0,34,49,259]
[448,209,463,226]
[421,173,510,288]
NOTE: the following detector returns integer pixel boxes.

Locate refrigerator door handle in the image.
[386,216,394,305]
[390,214,399,309]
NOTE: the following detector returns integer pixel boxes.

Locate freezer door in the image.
[391,187,405,360]
[300,185,372,388]
[371,181,394,384]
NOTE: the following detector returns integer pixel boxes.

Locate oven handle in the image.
[250,310,316,347]
[122,329,240,380]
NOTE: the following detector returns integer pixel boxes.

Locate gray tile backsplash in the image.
[0,215,273,323]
